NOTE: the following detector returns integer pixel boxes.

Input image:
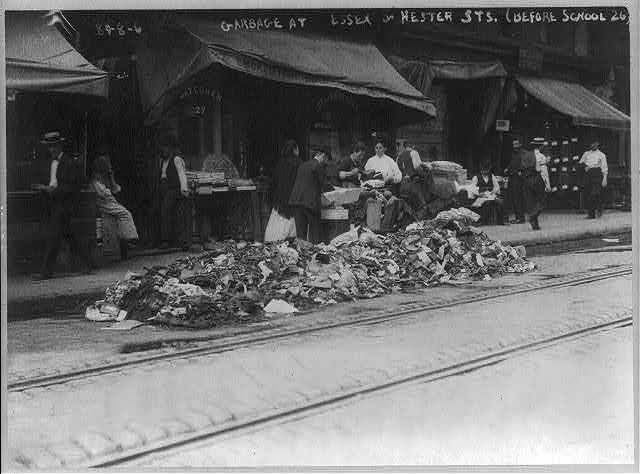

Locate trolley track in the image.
[95,311,632,468]
[8,264,631,393]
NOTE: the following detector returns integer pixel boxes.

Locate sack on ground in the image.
[264,209,297,242]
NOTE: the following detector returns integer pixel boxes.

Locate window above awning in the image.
[140,14,435,121]
[5,12,109,97]
[516,76,630,131]
[386,55,507,95]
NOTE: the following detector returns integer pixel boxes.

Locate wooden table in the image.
[191,185,264,242]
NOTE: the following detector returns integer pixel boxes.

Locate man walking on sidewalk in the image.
[522,137,551,231]
[35,131,95,280]
[579,141,608,219]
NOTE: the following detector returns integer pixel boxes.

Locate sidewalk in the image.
[6,210,632,314]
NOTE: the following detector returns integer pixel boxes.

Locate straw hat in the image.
[40,131,65,145]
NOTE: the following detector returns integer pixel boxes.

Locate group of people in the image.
[504,136,608,230]
[33,127,609,278]
[265,140,329,244]
[265,135,435,244]
[33,131,191,279]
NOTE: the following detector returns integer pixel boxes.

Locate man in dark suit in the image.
[504,138,525,223]
[288,149,329,244]
[35,131,94,279]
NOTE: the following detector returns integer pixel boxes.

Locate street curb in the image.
[6,228,632,320]
[502,227,632,248]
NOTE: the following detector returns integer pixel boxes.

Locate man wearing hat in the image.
[579,141,608,219]
[504,138,525,223]
[521,137,551,230]
[288,148,330,243]
[36,131,94,279]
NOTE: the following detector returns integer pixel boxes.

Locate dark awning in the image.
[386,55,507,95]
[516,76,630,130]
[5,12,109,97]
[140,14,435,122]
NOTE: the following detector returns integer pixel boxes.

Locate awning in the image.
[5,12,109,97]
[139,14,435,122]
[516,76,630,130]
[386,55,507,95]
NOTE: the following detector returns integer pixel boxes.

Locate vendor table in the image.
[191,185,265,243]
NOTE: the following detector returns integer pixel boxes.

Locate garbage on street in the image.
[90,209,535,329]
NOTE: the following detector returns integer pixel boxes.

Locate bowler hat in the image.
[40,131,65,145]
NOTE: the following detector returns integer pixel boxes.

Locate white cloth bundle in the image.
[264,209,297,242]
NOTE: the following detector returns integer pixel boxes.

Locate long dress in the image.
[92,179,139,240]
[264,154,300,242]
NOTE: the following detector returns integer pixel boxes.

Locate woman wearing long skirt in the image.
[91,154,139,258]
[264,140,301,242]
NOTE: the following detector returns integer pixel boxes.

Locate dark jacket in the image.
[521,150,537,171]
[506,150,523,175]
[288,158,325,212]
[271,154,301,219]
[397,150,426,180]
[51,153,84,199]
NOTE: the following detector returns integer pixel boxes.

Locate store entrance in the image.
[445,80,495,174]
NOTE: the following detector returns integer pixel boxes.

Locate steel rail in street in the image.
[94,311,633,468]
[8,264,632,393]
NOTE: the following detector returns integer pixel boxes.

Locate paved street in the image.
[137,324,634,467]
[5,246,633,469]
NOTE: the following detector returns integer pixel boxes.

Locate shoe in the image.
[586,215,596,220]
[159,242,170,250]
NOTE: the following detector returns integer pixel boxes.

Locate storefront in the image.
[501,76,631,209]
[130,13,435,242]
[386,55,508,173]
[5,12,110,272]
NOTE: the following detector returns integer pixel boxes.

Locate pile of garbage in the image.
[91,208,534,329]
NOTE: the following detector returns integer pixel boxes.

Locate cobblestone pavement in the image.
[5,260,632,469]
[7,248,632,380]
[137,325,633,467]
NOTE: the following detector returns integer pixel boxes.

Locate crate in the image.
[321,217,350,244]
